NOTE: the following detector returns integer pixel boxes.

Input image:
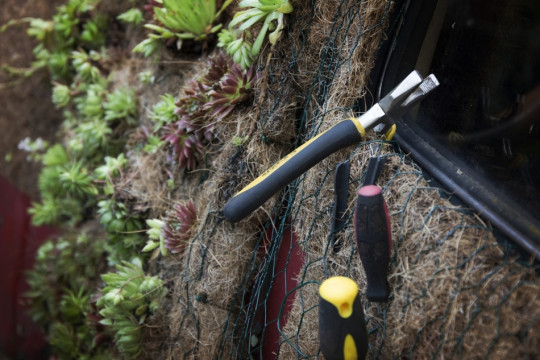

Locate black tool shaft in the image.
[363,156,386,186]
[354,185,391,302]
[319,277,368,360]
[330,161,351,252]
[223,119,364,222]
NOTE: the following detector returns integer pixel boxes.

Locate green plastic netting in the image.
[144,0,540,359]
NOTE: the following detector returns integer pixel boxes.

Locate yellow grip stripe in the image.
[319,276,358,318]
[349,117,366,138]
[344,334,358,360]
[234,119,365,197]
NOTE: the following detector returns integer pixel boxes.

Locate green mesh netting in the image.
[156,0,540,358]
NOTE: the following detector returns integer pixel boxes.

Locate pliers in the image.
[223,70,439,222]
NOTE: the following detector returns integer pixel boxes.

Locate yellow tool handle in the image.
[223,119,365,222]
[319,276,368,360]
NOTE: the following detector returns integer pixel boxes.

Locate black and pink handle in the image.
[354,185,391,302]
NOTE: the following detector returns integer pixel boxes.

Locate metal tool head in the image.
[390,73,440,117]
[378,71,424,113]
[359,71,439,134]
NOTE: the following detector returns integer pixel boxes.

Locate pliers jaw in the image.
[355,71,440,139]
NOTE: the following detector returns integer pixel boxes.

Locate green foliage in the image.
[43,143,69,166]
[97,260,167,359]
[132,36,162,58]
[52,83,71,108]
[26,233,111,359]
[95,154,128,182]
[134,0,233,56]
[104,88,137,124]
[149,93,177,131]
[26,18,55,41]
[59,162,99,198]
[142,218,168,256]
[29,148,94,226]
[229,0,293,56]
[138,69,155,84]
[28,38,140,227]
[80,15,107,49]
[71,120,113,159]
[117,8,144,25]
[29,148,97,226]
[232,135,249,147]
[1,0,106,80]
[71,50,103,82]
[60,288,91,323]
[217,27,254,69]
[97,199,143,235]
[160,53,256,170]
[11,0,171,358]
[97,197,145,263]
[143,135,165,154]
[153,0,232,39]
[28,196,64,226]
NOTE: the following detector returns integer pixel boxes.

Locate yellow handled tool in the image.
[223,71,439,222]
[319,276,368,360]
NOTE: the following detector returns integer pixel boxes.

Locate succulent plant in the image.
[232,135,250,147]
[229,0,293,56]
[103,88,137,124]
[73,78,107,116]
[97,199,143,234]
[152,0,232,40]
[80,15,107,49]
[205,62,257,120]
[52,83,72,108]
[59,161,99,198]
[142,218,168,256]
[97,259,167,359]
[162,120,205,170]
[70,119,112,159]
[158,53,256,170]
[94,154,128,195]
[138,69,155,84]
[117,8,144,25]
[28,144,90,226]
[217,27,254,69]
[144,0,162,15]
[72,50,103,82]
[1,0,107,80]
[134,0,233,56]
[132,37,163,58]
[94,154,128,181]
[149,93,178,132]
[25,232,110,358]
[162,201,197,254]
[28,196,64,226]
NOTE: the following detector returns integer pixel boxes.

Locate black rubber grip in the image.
[223,119,364,222]
[354,185,391,302]
[319,277,368,360]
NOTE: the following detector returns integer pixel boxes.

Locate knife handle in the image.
[319,276,368,360]
[354,185,391,302]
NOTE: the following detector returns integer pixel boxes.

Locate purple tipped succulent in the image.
[162,121,204,170]
[205,63,257,120]
[163,201,197,254]
[203,53,230,84]
[161,52,257,170]
[144,0,162,15]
